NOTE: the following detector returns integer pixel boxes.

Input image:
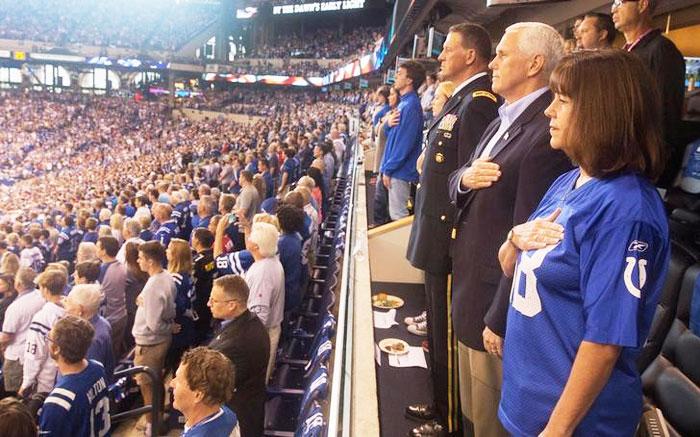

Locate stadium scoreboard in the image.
[273,0,365,15]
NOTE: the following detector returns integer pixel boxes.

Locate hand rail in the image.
[108,365,164,437]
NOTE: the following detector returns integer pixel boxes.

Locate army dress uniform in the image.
[406,72,499,434]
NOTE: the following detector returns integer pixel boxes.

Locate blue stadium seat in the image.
[641,261,700,437]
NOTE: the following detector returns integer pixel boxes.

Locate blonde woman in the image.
[416,81,456,175]
[431,81,456,116]
[110,213,125,245]
[165,238,196,371]
[0,252,20,277]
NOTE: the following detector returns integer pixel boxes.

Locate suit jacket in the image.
[208,310,270,437]
[447,91,573,349]
[630,29,685,187]
[407,74,499,274]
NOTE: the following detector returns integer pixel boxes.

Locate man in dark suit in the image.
[612,0,685,187]
[405,23,499,437]
[208,274,270,437]
[448,23,573,437]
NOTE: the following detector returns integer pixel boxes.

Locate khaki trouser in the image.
[134,339,171,424]
[2,358,23,392]
[266,325,281,382]
[457,341,508,437]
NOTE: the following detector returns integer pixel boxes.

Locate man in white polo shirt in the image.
[0,268,45,393]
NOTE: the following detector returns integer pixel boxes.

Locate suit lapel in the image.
[471,119,501,160]
[480,90,552,160]
[487,124,522,159]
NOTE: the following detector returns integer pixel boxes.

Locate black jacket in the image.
[192,249,215,335]
[447,91,573,349]
[630,29,685,186]
[208,310,270,437]
[407,74,500,274]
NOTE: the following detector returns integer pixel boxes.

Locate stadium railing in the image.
[109,365,164,437]
[324,114,380,437]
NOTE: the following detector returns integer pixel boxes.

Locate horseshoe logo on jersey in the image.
[623,257,647,299]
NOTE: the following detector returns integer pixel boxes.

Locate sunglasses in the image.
[612,0,637,9]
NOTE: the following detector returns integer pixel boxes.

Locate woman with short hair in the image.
[496,50,670,436]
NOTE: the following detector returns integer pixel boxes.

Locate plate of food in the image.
[372,292,404,309]
[378,338,410,355]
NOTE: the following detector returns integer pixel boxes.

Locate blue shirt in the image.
[500,169,670,436]
[154,219,179,248]
[39,360,111,436]
[216,250,254,276]
[171,272,196,348]
[282,157,300,186]
[262,170,275,199]
[278,233,303,312]
[87,314,115,381]
[56,225,77,261]
[173,201,193,240]
[182,406,238,437]
[261,197,278,214]
[139,229,154,242]
[82,231,99,243]
[380,91,424,182]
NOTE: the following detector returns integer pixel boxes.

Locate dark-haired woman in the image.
[496,50,670,436]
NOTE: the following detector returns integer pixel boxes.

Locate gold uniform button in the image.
[435,153,445,163]
[438,141,443,146]
[440,215,446,221]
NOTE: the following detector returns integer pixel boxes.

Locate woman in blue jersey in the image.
[166,238,197,372]
[495,50,669,436]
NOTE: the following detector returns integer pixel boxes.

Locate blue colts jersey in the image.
[39,360,111,436]
[500,169,670,436]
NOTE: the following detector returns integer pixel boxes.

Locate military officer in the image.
[406,22,499,437]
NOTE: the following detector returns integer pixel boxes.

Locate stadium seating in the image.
[638,242,697,370]
[641,261,700,437]
[263,134,356,436]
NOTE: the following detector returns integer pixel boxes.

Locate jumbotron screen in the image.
[272,0,365,15]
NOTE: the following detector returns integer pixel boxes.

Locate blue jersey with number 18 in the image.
[499,169,670,437]
[39,360,111,437]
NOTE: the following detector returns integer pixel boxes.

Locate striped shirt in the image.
[39,360,111,436]
[23,301,65,392]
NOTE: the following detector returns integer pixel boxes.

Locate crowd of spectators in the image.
[183,87,365,116]
[0,85,361,435]
[228,59,332,77]
[252,26,383,60]
[0,0,219,51]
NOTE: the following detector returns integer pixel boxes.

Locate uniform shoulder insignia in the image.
[472,91,497,103]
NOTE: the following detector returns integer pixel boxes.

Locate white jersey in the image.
[1,289,45,362]
[20,246,45,272]
[23,301,65,393]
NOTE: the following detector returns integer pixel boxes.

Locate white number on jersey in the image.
[510,245,557,317]
[89,396,111,437]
